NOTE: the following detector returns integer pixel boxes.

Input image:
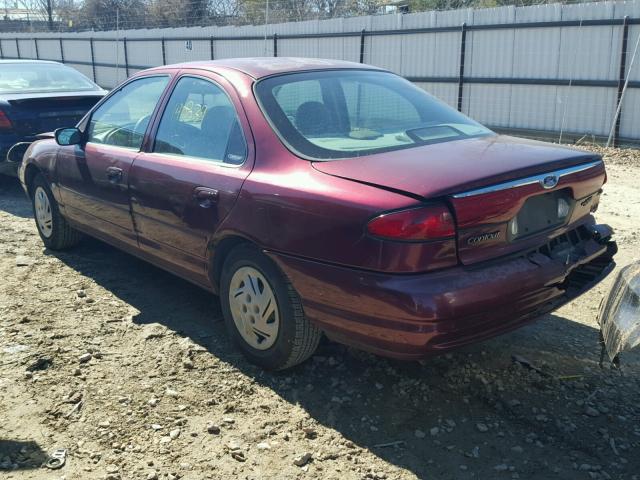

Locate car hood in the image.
[311,135,599,200]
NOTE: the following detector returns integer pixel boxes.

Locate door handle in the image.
[106,166,123,183]
[193,187,219,208]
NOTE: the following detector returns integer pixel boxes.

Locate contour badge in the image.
[467,231,501,245]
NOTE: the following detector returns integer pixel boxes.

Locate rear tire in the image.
[220,244,321,370]
[30,173,82,250]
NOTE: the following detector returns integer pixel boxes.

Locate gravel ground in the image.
[1,147,639,480]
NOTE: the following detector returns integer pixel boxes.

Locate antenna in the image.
[115,8,120,83]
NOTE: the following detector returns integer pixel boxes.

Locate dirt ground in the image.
[1,146,639,480]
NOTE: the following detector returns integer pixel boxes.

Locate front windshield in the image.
[255,70,493,160]
[0,63,99,94]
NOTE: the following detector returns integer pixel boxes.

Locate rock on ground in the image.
[0,147,639,479]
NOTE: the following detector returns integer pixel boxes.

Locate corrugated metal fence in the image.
[2,1,640,145]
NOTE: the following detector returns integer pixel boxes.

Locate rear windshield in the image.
[0,63,98,94]
[255,70,493,160]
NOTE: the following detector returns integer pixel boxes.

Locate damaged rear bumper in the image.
[268,223,617,360]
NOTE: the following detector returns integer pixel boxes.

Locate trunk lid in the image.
[449,159,605,264]
[4,93,103,137]
[312,135,606,265]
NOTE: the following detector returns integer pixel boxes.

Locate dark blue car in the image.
[0,60,106,176]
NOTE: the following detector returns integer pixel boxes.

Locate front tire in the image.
[220,245,321,370]
[30,173,82,250]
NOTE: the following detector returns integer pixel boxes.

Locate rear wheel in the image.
[30,173,82,250]
[220,245,321,370]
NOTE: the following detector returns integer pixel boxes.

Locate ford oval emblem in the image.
[540,175,559,189]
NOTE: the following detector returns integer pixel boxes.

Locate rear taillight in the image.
[0,110,12,130]
[367,204,456,241]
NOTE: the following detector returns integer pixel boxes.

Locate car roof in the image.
[145,57,383,79]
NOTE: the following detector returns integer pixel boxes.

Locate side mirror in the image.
[55,127,82,146]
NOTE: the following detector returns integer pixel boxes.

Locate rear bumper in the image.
[0,161,18,176]
[0,141,18,176]
[0,135,32,177]
[268,224,617,360]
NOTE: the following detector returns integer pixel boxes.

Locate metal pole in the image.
[273,33,278,57]
[15,38,20,59]
[34,38,39,59]
[266,0,269,26]
[457,23,467,112]
[613,16,630,147]
[608,18,640,147]
[90,38,97,82]
[59,38,64,63]
[264,0,269,55]
[210,36,214,60]
[123,37,129,77]
[359,29,366,64]
[161,37,166,65]
[115,8,120,84]
[46,0,53,31]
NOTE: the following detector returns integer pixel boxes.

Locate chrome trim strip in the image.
[451,160,603,199]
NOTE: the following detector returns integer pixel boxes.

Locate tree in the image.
[148,0,210,27]
[72,0,148,30]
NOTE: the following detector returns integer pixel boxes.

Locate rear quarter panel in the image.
[217,159,460,273]
[213,85,456,273]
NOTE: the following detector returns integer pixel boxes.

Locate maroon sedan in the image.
[19,58,616,370]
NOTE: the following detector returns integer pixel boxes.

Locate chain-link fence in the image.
[1,1,640,145]
[0,0,628,33]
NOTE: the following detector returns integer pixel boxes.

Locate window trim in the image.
[149,74,249,168]
[253,69,494,162]
[146,150,247,170]
[84,74,171,153]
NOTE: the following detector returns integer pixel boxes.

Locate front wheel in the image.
[220,245,321,370]
[30,173,82,250]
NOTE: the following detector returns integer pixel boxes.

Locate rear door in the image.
[57,75,171,247]
[128,72,253,282]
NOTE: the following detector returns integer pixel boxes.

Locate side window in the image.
[154,76,247,164]
[87,76,169,150]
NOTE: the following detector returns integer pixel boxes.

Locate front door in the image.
[129,74,253,283]
[57,75,171,247]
